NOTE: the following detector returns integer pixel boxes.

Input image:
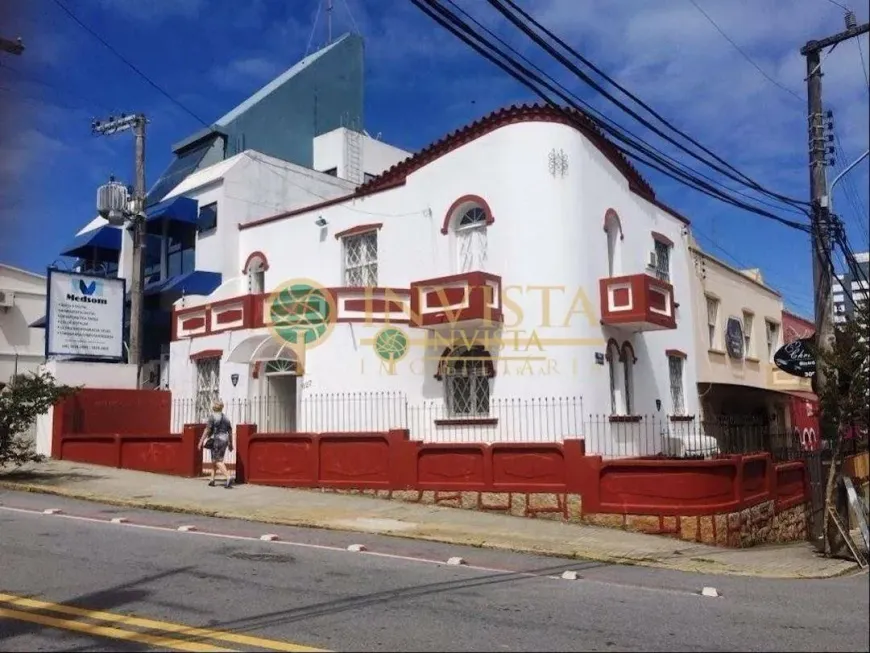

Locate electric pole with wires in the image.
[92,113,148,386]
[0,36,24,55]
[801,9,869,555]
[801,11,869,397]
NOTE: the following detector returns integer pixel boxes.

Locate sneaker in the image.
[224,479,233,489]
[208,480,216,487]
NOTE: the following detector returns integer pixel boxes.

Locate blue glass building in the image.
[51,34,366,365]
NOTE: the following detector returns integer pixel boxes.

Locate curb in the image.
[0,480,858,580]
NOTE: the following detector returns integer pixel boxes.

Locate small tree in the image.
[817,299,869,555]
[0,369,78,468]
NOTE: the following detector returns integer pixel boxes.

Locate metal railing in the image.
[171,392,810,460]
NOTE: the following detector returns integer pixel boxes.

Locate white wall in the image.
[163,151,356,281]
[0,264,47,383]
[313,127,411,183]
[169,120,700,453]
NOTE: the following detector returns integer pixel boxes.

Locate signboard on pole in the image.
[46,269,126,361]
[773,337,816,378]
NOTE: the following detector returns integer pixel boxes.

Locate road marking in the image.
[0,606,234,652]
[0,593,329,652]
[0,504,702,597]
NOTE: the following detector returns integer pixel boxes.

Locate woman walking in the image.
[199,399,234,488]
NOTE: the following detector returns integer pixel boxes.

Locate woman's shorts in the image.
[211,438,229,462]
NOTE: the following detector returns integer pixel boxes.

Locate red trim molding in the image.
[603,208,624,240]
[334,222,383,240]
[238,179,405,231]
[441,195,495,235]
[665,349,687,359]
[190,349,223,361]
[651,231,673,247]
[604,338,620,361]
[669,415,696,422]
[434,418,499,426]
[242,251,269,274]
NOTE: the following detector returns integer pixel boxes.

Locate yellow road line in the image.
[0,606,234,652]
[0,593,328,652]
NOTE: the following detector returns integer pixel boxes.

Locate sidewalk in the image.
[0,460,860,579]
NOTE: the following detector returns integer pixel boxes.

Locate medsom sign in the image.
[725,317,744,359]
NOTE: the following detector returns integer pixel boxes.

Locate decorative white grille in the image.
[344,231,378,287]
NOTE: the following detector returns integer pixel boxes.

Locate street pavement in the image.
[1,491,868,652]
[0,460,858,579]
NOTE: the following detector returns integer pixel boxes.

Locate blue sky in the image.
[1,0,868,318]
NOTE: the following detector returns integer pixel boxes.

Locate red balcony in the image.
[600,274,676,331]
[409,271,503,329]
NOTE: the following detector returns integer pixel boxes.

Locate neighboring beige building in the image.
[687,244,796,450]
[0,263,46,386]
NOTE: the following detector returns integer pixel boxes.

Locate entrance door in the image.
[265,360,298,433]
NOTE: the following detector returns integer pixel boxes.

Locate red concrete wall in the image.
[235,427,593,494]
[235,425,807,518]
[52,389,199,478]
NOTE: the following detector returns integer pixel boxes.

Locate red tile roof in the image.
[357,103,656,200]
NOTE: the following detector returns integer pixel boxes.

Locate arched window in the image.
[243,253,268,294]
[443,345,493,417]
[621,342,636,415]
[606,339,624,415]
[603,210,623,278]
[455,205,488,273]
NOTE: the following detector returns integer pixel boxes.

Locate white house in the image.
[0,263,47,385]
[167,104,701,457]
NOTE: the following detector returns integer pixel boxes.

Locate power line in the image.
[442,0,807,218]
[50,0,209,128]
[824,0,852,12]
[688,0,804,102]
[411,0,811,232]
[485,0,809,210]
[857,36,870,92]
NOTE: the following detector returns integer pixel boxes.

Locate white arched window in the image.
[443,345,492,417]
[607,340,625,415]
[455,206,488,273]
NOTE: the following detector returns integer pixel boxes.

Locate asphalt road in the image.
[0,490,868,653]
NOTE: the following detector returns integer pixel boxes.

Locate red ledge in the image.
[665,349,687,359]
[434,418,499,426]
[334,223,383,240]
[441,195,495,235]
[651,230,674,247]
[190,349,223,361]
[669,415,695,422]
[242,251,269,274]
[608,415,643,423]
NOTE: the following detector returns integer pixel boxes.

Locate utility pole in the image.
[92,113,148,386]
[801,10,870,556]
[801,12,869,397]
[0,36,24,55]
[326,0,333,45]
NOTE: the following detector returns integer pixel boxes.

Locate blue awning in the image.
[60,225,122,259]
[145,196,199,235]
[144,270,222,297]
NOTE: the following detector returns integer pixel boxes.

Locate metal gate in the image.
[804,450,825,550]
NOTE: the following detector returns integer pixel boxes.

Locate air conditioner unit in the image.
[648,251,658,269]
[0,289,13,309]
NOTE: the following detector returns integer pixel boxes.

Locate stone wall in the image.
[319,487,810,549]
